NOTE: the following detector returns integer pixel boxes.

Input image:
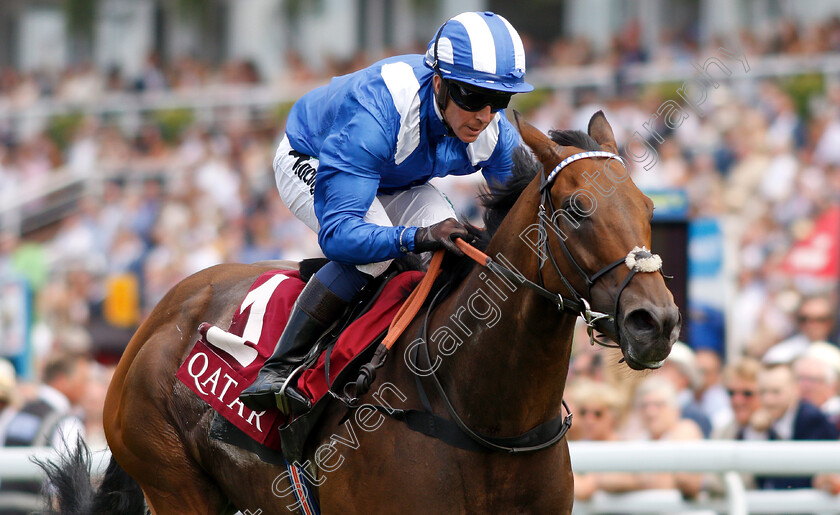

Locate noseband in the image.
[488,151,665,349]
[539,151,668,348]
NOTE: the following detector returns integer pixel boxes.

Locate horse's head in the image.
[514,111,680,369]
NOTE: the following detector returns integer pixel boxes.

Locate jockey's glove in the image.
[414,218,475,256]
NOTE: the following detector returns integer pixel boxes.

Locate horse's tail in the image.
[35,437,146,515]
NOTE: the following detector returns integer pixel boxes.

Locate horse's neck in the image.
[426,211,577,436]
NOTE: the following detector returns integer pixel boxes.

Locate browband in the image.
[540,151,626,192]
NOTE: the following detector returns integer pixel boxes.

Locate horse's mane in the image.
[431,129,601,291]
[483,129,600,236]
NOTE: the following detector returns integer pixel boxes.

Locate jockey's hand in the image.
[414,218,474,256]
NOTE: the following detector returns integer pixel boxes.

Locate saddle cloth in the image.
[176,269,423,452]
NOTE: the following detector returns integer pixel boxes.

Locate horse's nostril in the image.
[625,309,657,335]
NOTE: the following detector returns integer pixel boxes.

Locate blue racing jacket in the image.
[285,54,519,265]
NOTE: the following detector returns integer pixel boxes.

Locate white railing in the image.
[2,441,840,514]
[570,440,840,475]
[0,446,110,481]
[0,51,838,128]
[570,441,840,514]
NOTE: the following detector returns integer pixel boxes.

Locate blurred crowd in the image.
[530,15,840,69]
[1,11,840,507]
[566,323,840,501]
[0,54,264,108]
[1,15,840,106]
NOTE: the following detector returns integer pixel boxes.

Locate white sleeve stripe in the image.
[381,62,421,165]
[452,12,497,75]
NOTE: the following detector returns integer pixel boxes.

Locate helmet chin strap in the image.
[431,19,456,138]
[434,76,456,138]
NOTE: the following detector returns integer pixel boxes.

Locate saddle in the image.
[176,259,424,464]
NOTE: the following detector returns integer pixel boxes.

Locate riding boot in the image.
[239,276,347,413]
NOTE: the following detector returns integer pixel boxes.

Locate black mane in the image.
[481,129,600,235]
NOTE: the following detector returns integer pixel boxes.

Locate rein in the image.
[344,151,667,454]
[457,151,667,349]
[405,282,572,453]
[536,151,667,348]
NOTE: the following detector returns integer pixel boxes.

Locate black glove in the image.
[413,218,474,255]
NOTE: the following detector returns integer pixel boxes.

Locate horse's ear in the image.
[512,110,562,165]
[587,110,618,154]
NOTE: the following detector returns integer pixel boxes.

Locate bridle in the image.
[389,150,667,453]
[485,150,667,349]
[346,150,669,454]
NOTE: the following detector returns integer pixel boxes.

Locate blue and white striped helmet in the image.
[424,11,533,93]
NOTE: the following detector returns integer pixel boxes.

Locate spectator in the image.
[709,357,763,495]
[568,348,607,384]
[763,296,837,365]
[4,352,88,452]
[135,52,167,92]
[714,357,762,440]
[793,343,840,424]
[571,380,639,502]
[0,358,16,446]
[80,362,113,448]
[656,342,713,437]
[752,364,839,490]
[694,348,734,434]
[0,353,89,513]
[629,376,704,499]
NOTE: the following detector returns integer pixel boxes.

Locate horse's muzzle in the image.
[620,305,681,370]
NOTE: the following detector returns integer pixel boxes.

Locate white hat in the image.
[803,341,840,377]
[665,341,701,390]
[0,358,16,402]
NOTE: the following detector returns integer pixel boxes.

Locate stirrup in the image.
[275,363,311,415]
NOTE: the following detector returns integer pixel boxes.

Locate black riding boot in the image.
[239,276,347,413]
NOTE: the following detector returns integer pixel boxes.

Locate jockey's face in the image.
[434,75,495,144]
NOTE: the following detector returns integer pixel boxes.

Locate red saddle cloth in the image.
[176,269,422,452]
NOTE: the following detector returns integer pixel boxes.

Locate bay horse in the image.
[47,111,679,514]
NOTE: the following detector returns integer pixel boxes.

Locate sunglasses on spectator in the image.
[578,407,606,418]
[727,389,756,398]
[798,314,833,323]
[445,79,512,112]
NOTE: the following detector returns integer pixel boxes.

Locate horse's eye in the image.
[562,197,587,221]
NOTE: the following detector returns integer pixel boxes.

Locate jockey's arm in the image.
[314,110,417,265]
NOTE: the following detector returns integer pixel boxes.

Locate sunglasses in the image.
[579,408,606,418]
[727,389,756,398]
[445,79,512,113]
[798,315,833,323]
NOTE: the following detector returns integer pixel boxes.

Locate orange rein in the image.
[380,239,488,350]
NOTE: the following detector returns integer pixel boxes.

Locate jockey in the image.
[240,11,534,413]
